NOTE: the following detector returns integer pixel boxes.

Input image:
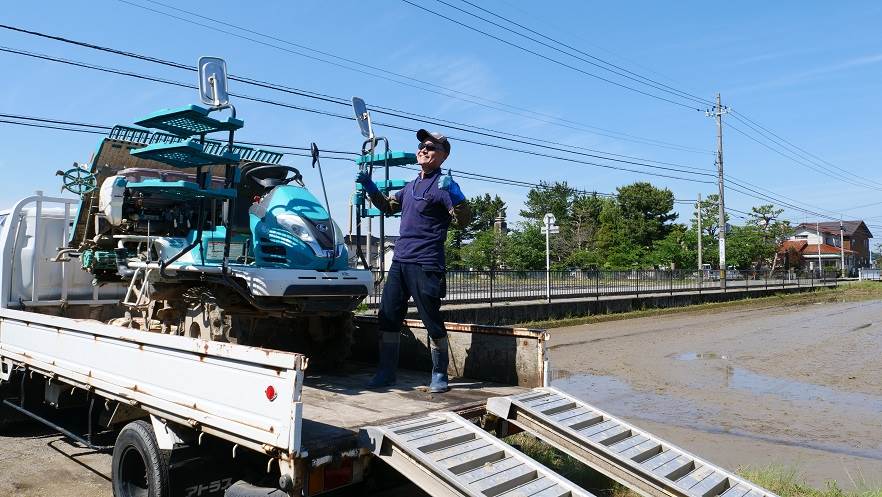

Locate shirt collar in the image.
[419,167,442,180]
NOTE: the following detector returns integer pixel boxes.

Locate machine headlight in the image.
[275,213,317,243]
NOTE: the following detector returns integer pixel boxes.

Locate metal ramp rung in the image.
[487,388,780,497]
[361,412,593,497]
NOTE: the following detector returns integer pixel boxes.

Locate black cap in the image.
[416,129,451,154]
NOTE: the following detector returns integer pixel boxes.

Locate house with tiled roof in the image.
[778,221,873,276]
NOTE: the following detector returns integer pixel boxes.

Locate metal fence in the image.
[364,268,840,307]
[859,268,881,281]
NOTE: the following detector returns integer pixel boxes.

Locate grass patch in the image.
[518,282,882,329]
[509,433,882,497]
[504,433,613,494]
[739,465,882,497]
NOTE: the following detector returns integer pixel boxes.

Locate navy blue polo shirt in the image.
[392,168,455,270]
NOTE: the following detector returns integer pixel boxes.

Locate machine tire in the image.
[307,313,354,370]
[112,420,170,497]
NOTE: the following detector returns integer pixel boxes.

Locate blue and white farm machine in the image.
[57,58,372,364]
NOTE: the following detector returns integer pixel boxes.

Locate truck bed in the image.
[299,364,526,457]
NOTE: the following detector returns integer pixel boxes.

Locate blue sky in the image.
[2,1,881,236]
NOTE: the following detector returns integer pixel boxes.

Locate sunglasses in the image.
[418,142,443,152]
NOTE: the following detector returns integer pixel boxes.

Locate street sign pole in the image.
[546,221,551,303]
[543,213,558,304]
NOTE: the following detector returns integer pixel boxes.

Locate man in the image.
[356,129,471,393]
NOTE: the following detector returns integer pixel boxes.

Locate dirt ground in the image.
[549,299,882,488]
[2,299,880,495]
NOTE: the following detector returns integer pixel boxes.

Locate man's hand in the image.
[446,180,466,205]
[356,170,379,194]
[439,175,466,205]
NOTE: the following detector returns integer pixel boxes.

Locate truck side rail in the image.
[0,191,123,308]
[0,307,305,458]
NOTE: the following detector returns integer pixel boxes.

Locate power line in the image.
[728,113,882,189]
[724,173,843,219]
[726,182,838,222]
[41,5,864,207]
[458,0,712,106]
[730,110,882,188]
[10,112,873,234]
[102,3,710,153]
[0,114,357,161]
[0,46,717,184]
[9,27,873,215]
[400,0,703,111]
[421,2,882,209]
[1,112,698,202]
[432,0,713,107]
[723,120,882,192]
[0,118,106,135]
[0,23,715,161]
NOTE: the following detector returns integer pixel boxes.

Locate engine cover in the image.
[98,176,127,226]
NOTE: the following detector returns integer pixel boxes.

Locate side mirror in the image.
[351,96,374,140]
[310,142,320,168]
[198,56,230,107]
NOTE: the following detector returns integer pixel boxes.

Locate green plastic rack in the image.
[134,105,243,138]
[130,141,240,169]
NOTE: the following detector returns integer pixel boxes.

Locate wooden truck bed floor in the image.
[299,363,527,457]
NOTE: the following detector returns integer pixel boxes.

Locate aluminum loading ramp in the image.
[486,388,779,497]
[361,411,593,497]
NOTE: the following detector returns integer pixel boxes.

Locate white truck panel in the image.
[0,307,305,455]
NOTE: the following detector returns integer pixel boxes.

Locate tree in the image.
[564,249,604,269]
[461,229,507,270]
[519,181,572,223]
[649,225,697,269]
[568,193,608,253]
[726,225,770,269]
[466,194,506,239]
[503,223,545,270]
[444,227,465,269]
[520,182,584,265]
[595,201,644,269]
[747,204,792,270]
[691,194,728,238]
[616,182,678,250]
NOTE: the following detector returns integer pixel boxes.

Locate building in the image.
[779,221,873,275]
[344,234,397,271]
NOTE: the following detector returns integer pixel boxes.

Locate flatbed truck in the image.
[1,192,780,497]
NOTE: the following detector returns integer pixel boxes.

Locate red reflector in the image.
[265,385,277,401]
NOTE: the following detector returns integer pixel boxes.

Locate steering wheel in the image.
[56,166,97,196]
[241,164,303,188]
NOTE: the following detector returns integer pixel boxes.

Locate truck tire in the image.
[112,420,170,497]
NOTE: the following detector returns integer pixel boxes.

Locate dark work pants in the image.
[377,261,447,340]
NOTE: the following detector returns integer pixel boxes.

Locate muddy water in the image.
[548,299,882,487]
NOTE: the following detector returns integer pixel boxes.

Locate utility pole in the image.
[707,93,728,289]
[697,193,703,271]
[840,218,846,278]
[816,220,822,278]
